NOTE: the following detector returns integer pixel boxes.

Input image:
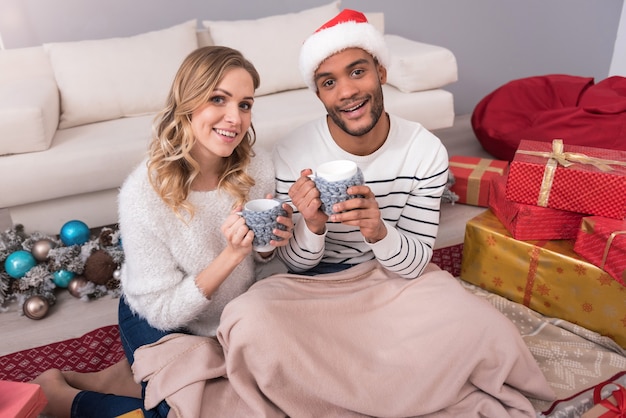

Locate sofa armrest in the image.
[385,34,458,93]
[0,77,59,156]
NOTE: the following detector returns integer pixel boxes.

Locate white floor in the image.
[0,114,490,356]
[0,291,119,356]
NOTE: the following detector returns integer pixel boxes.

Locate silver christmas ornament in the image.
[68,276,89,298]
[31,238,56,262]
[23,295,50,320]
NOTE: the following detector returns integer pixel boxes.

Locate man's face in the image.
[313,48,386,137]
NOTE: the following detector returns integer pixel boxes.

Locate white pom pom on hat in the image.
[299,9,389,91]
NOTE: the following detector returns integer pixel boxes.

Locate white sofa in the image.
[0,2,458,235]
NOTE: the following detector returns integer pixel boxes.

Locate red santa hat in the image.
[299,9,389,91]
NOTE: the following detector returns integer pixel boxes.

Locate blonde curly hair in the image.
[147,46,261,221]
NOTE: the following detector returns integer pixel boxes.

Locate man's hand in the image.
[270,202,294,247]
[288,169,328,234]
[329,185,387,244]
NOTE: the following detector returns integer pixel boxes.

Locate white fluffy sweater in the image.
[118,148,275,337]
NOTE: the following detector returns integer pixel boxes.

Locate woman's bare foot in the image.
[62,358,142,398]
[32,368,79,418]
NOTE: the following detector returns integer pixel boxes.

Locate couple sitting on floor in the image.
[34,9,555,418]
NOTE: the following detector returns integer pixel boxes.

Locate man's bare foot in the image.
[62,358,142,398]
[32,368,79,418]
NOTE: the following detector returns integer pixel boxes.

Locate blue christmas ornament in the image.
[4,250,37,279]
[53,270,75,288]
[60,220,90,246]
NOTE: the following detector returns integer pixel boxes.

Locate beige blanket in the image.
[133,261,555,417]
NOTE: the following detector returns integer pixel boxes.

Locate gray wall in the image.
[0,0,622,116]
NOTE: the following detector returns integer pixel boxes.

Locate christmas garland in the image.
[0,220,124,319]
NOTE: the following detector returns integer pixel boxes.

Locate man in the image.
[274,9,449,278]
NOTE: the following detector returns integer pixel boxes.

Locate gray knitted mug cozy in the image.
[314,168,365,216]
[242,203,287,248]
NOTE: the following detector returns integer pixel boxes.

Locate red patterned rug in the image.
[431,243,463,278]
[0,325,125,382]
[0,244,463,382]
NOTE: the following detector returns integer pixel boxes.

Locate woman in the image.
[34,45,292,418]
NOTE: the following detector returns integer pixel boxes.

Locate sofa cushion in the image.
[202,2,340,96]
[364,12,385,34]
[0,77,59,156]
[43,20,198,129]
[385,35,458,93]
[0,115,154,208]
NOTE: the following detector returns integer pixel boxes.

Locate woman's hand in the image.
[196,207,253,298]
[221,206,254,258]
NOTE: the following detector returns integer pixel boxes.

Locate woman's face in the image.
[190,67,255,164]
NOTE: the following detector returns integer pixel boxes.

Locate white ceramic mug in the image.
[315,160,358,182]
[244,198,280,213]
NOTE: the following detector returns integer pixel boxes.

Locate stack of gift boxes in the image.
[449,139,626,349]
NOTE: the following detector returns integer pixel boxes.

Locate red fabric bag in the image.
[472,74,626,161]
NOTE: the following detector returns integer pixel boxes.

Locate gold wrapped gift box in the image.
[461,209,626,348]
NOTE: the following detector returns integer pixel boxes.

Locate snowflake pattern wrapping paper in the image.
[460,209,626,348]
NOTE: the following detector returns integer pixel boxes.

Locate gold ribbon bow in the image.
[517,139,626,207]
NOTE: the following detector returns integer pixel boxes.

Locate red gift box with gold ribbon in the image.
[505,139,626,219]
[448,156,508,207]
[574,216,626,286]
[489,173,585,240]
[461,209,626,348]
